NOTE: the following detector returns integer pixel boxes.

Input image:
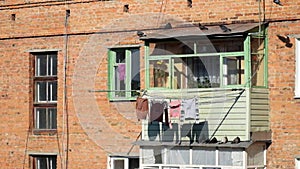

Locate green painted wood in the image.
[141,87,269,142]
[250,88,269,132]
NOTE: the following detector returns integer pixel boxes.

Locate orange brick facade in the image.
[0,0,300,168]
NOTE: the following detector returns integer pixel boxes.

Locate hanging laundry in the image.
[181,97,198,119]
[149,100,167,122]
[135,97,149,120]
[118,63,126,81]
[169,100,181,118]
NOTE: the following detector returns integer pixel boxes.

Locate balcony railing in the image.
[141,87,269,143]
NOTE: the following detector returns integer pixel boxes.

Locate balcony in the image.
[140,87,269,142]
[136,24,270,169]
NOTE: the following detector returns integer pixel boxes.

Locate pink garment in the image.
[169,100,181,117]
[118,63,126,81]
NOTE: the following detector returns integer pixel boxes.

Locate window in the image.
[108,156,139,169]
[250,35,267,87]
[295,38,300,98]
[108,47,140,100]
[140,146,266,168]
[146,35,267,89]
[33,52,57,131]
[30,155,57,169]
[146,38,248,89]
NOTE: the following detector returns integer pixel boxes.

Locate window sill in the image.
[32,129,57,135]
[294,96,300,99]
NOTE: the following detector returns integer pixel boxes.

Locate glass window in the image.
[166,147,190,165]
[251,36,266,87]
[223,56,245,85]
[33,52,57,131]
[149,59,170,88]
[31,155,57,169]
[141,147,162,164]
[35,54,57,76]
[149,41,194,56]
[185,56,220,88]
[192,148,216,165]
[109,48,140,100]
[146,38,253,89]
[218,148,243,166]
[247,143,265,166]
[35,81,57,102]
[35,108,57,129]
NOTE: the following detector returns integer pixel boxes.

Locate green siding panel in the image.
[250,88,270,132]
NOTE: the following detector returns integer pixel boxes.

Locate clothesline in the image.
[88,88,244,93]
[88,88,244,101]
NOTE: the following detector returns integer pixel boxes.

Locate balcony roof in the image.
[140,23,260,41]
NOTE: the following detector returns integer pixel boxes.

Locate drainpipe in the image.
[63,9,70,169]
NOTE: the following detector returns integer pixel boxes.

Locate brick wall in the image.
[0,0,300,168]
[267,21,300,168]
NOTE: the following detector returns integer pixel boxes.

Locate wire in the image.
[62,2,70,169]
[22,125,30,169]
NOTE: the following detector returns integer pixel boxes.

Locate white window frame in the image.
[295,38,300,98]
[30,154,57,169]
[108,157,129,169]
[34,107,57,129]
[35,81,57,103]
[32,52,58,131]
[296,158,300,169]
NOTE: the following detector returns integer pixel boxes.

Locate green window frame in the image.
[145,33,267,90]
[108,47,141,100]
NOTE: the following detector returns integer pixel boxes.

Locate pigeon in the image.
[277,35,293,48]
[219,136,228,144]
[209,137,218,144]
[199,23,208,30]
[232,136,241,144]
[273,0,282,6]
[137,31,146,37]
[219,24,231,32]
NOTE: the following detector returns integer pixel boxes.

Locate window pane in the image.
[36,81,47,102]
[192,148,215,165]
[223,56,244,85]
[131,49,140,97]
[219,149,243,166]
[196,39,244,53]
[150,41,194,56]
[114,64,126,97]
[167,147,189,164]
[35,108,47,129]
[34,156,57,169]
[251,37,265,86]
[113,159,125,169]
[36,55,47,76]
[49,54,57,76]
[247,143,265,166]
[141,148,155,164]
[48,81,57,101]
[49,108,57,129]
[37,157,47,169]
[185,56,220,88]
[116,49,126,63]
[149,59,170,88]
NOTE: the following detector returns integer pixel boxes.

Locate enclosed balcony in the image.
[135,23,270,169]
